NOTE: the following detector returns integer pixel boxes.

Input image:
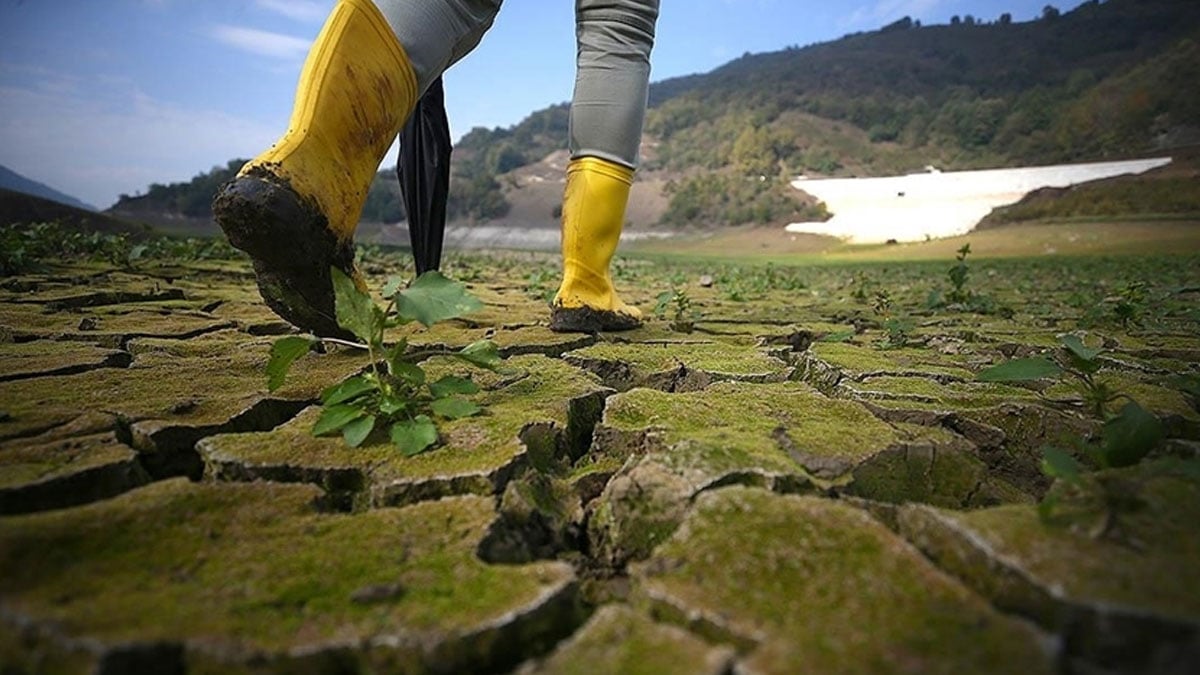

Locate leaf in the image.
[431,396,481,420]
[321,375,375,405]
[385,339,414,379]
[395,271,483,327]
[332,267,379,343]
[379,393,408,416]
[1100,401,1164,468]
[266,336,316,392]
[391,360,426,387]
[976,357,1062,382]
[455,340,502,370]
[1060,334,1101,373]
[1040,447,1082,485]
[390,415,439,456]
[382,276,406,298]
[429,375,480,398]
[654,290,674,317]
[312,403,367,437]
[342,414,376,447]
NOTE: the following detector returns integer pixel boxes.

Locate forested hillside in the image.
[109,0,1200,231]
[458,0,1200,226]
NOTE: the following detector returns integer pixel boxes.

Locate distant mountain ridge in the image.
[0,164,96,212]
[455,0,1200,226]
[100,0,1200,233]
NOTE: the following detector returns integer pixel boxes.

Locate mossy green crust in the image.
[898,464,1200,670]
[588,382,1016,565]
[519,604,734,675]
[1045,372,1199,422]
[564,342,790,392]
[839,375,1038,410]
[198,355,610,509]
[0,432,150,514]
[0,341,131,381]
[0,479,578,672]
[632,487,1052,675]
[0,302,233,345]
[848,440,1031,509]
[489,326,596,358]
[0,331,362,445]
[595,381,898,473]
[804,341,979,383]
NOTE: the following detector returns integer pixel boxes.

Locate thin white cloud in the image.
[254,0,328,24]
[843,0,948,28]
[0,80,280,209]
[210,24,311,60]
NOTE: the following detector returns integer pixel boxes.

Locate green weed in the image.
[654,287,700,333]
[266,268,502,456]
[976,334,1190,534]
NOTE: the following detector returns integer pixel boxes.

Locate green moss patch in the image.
[565,342,790,392]
[802,342,978,384]
[0,432,149,514]
[199,355,609,509]
[0,479,577,672]
[633,487,1051,674]
[596,381,898,469]
[898,464,1200,668]
[0,341,131,381]
[0,331,362,445]
[840,375,1039,409]
[520,604,733,675]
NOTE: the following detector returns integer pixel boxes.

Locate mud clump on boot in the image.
[550,305,642,334]
[212,171,356,340]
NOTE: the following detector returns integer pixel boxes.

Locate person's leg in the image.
[213,0,500,338]
[551,0,660,333]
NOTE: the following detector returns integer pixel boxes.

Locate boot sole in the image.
[549,305,643,333]
[212,173,355,339]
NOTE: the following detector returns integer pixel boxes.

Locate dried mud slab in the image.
[518,604,734,675]
[198,355,612,509]
[0,432,149,515]
[898,463,1200,672]
[837,374,1038,410]
[632,487,1053,675]
[0,331,364,478]
[0,304,234,346]
[490,326,596,358]
[0,479,579,674]
[795,341,982,393]
[564,342,790,392]
[0,341,131,382]
[586,381,1023,566]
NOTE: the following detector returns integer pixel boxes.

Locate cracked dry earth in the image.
[1,252,1198,674]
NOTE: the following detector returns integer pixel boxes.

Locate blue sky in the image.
[0,0,1086,209]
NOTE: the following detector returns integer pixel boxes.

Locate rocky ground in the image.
[1,249,1198,674]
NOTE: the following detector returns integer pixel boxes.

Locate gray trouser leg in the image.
[371,0,503,95]
[570,0,660,169]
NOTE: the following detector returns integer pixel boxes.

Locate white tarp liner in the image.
[785,157,1173,244]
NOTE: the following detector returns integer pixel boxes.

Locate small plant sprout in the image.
[947,243,972,305]
[871,289,912,349]
[654,287,700,333]
[267,268,503,456]
[1109,281,1148,328]
[977,333,1171,532]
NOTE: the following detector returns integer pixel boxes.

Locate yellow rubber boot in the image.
[212,0,417,338]
[549,157,643,333]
